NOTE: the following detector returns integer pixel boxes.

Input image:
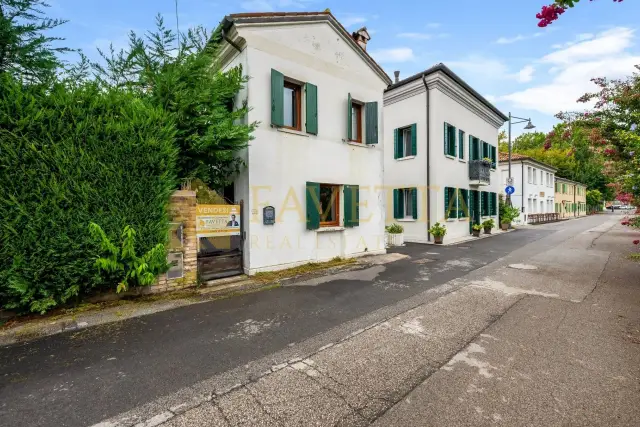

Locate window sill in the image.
[396,155,416,161]
[345,140,372,148]
[445,155,456,160]
[458,158,466,163]
[458,217,468,221]
[317,226,346,233]
[446,218,457,222]
[397,218,416,222]
[276,127,310,137]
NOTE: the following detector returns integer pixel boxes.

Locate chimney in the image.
[352,27,371,51]
[394,71,400,83]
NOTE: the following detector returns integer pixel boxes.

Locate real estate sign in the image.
[196,204,241,237]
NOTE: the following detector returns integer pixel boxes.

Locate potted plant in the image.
[429,222,447,244]
[482,218,495,234]
[481,157,492,166]
[500,206,520,230]
[385,223,404,247]
[472,224,482,237]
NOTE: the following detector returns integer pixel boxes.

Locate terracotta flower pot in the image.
[472,230,480,237]
[434,235,443,244]
[500,222,509,231]
[484,227,492,234]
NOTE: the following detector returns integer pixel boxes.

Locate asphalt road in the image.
[1,226,555,427]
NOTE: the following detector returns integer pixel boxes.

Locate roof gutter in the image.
[422,73,431,241]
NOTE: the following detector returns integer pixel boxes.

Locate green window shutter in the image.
[393,189,404,219]
[344,185,359,227]
[451,126,457,157]
[459,130,465,159]
[411,123,417,156]
[457,189,467,218]
[394,128,400,159]
[490,146,497,168]
[412,188,418,219]
[491,192,497,215]
[365,102,378,144]
[481,191,489,216]
[271,69,284,127]
[306,182,320,230]
[444,187,450,219]
[305,83,318,135]
[347,93,352,140]
[444,123,449,156]
[469,190,475,224]
[482,141,489,159]
[469,135,474,160]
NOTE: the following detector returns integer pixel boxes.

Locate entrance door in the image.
[469,190,481,234]
[196,202,244,281]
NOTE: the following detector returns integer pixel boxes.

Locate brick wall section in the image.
[153,190,198,293]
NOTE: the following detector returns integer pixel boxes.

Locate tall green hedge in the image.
[0,76,178,313]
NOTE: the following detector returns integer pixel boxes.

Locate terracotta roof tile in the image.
[498,152,530,162]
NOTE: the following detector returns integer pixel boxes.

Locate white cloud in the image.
[369,47,415,63]
[500,27,640,115]
[541,27,634,64]
[448,56,510,80]
[516,65,535,83]
[339,16,367,28]
[397,32,432,40]
[496,32,542,44]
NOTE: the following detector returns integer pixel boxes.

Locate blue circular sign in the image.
[505,186,515,195]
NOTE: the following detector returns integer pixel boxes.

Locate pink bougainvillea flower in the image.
[633,240,640,245]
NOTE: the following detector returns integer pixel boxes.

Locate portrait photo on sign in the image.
[227,214,239,228]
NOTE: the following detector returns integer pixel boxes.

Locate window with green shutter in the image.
[344,185,359,227]
[444,123,456,157]
[445,187,457,219]
[305,83,318,135]
[469,136,480,160]
[490,192,497,215]
[481,191,489,216]
[482,141,489,160]
[458,189,469,218]
[306,182,321,230]
[394,124,417,159]
[365,102,378,144]
[394,188,417,219]
[490,146,497,169]
[458,130,465,159]
[271,69,285,127]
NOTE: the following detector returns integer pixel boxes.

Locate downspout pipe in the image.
[422,74,431,241]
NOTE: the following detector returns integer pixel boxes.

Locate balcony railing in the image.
[469,160,491,186]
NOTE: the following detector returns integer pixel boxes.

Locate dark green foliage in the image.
[0,0,70,84]
[0,75,177,313]
[93,15,256,189]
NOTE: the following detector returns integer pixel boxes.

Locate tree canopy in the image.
[0,0,70,83]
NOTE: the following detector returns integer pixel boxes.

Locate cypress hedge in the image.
[0,76,178,313]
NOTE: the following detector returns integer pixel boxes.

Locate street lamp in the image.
[507,112,536,206]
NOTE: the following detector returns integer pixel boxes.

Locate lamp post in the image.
[507,112,536,206]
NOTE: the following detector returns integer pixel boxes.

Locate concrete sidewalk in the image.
[88,216,640,427]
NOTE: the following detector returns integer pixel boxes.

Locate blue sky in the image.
[47,0,640,135]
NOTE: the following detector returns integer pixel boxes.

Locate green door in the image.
[469,190,481,234]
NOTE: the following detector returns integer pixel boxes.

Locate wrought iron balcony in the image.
[469,160,491,186]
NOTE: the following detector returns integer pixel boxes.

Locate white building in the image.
[218,12,391,274]
[383,64,507,243]
[498,152,557,224]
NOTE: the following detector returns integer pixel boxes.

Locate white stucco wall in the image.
[383,86,427,242]
[383,71,505,243]
[229,22,388,274]
[499,161,556,224]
